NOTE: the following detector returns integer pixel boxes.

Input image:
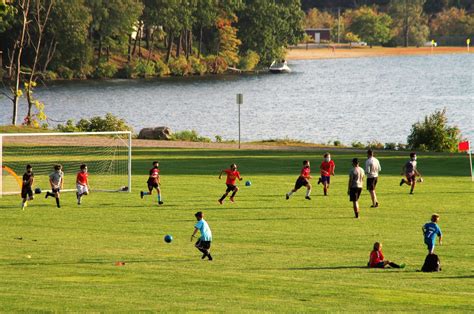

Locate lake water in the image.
[1,54,473,145]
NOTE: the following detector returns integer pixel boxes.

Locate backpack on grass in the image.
[421,254,441,272]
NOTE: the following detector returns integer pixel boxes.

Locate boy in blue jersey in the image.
[191,211,213,261]
[422,214,443,254]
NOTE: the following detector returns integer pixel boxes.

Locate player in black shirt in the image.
[21,164,34,210]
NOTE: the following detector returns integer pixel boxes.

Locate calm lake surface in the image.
[1,53,473,144]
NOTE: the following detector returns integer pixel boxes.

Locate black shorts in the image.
[52,187,61,193]
[226,184,237,193]
[294,177,309,190]
[21,187,33,199]
[367,177,378,191]
[349,187,362,202]
[195,239,211,251]
[147,179,159,191]
[406,173,416,183]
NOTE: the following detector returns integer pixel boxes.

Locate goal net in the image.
[0,131,131,196]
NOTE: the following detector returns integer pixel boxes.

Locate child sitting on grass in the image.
[368,242,405,269]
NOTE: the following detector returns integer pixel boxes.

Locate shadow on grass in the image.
[2,258,192,267]
[436,275,474,279]
[286,266,368,270]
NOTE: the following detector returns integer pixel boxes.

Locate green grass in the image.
[1,148,473,311]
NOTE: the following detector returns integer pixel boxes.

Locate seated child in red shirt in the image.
[368,242,405,269]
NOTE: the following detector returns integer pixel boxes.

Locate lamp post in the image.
[236,93,243,149]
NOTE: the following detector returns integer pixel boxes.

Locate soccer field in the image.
[0,147,473,311]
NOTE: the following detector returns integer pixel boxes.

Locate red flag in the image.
[458,141,470,152]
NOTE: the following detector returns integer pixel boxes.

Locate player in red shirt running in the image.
[317,153,335,196]
[218,163,242,204]
[286,160,312,200]
[368,242,404,269]
[76,164,90,205]
[140,161,163,205]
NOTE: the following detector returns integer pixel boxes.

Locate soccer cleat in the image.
[399,179,404,186]
[140,191,144,199]
[158,201,164,205]
[400,263,406,269]
[201,253,207,259]
[286,193,290,200]
[355,212,359,218]
[375,202,379,208]
[45,193,49,199]
[305,196,311,200]
[218,199,223,205]
[77,198,81,205]
[317,178,322,185]
[208,254,213,261]
[229,197,235,203]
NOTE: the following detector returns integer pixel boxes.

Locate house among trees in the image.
[304,28,331,43]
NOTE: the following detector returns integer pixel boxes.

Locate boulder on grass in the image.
[138,127,172,140]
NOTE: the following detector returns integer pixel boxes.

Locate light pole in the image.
[236,93,243,149]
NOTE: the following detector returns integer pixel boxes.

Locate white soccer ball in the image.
[417,177,424,183]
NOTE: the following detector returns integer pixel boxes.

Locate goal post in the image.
[0,131,132,196]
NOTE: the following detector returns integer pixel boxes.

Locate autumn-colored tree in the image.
[216,14,241,66]
[430,7,474,37]
[305,8,334,29]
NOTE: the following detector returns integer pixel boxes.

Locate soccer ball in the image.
[245,180,252,186]
[34,188,42,194]
[417,177,424,183]
[164,235,173,243]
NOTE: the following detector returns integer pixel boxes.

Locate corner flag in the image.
[458,141,470,152]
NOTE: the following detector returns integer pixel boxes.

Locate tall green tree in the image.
[237,0,304,66]
[86,0,143,63]
[389,0,429,47]
[46,0,92,74]
[347,6,392,47]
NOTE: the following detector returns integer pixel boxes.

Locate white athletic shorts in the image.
[76,184,89,195]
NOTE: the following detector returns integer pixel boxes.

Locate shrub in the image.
[215,135,223,143]
[384,142,397,150]
[135,59,156,78]
[41,71,58,81]
[94,62,118,79]
[351,141,365,149]
[56,66,74,80]
[170,130,211,142]
[333,140,342,146]
[188,56,207,75]
[117,63,136,79]
[366,140,384,150]
[238,50,260,71]
[204,55,228,74]
[407,109,463,152]
[74,64,94,79]
[169,56,191,76]
[56,113,132,132]
[154,59,170,77]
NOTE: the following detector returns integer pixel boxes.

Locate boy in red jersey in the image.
[76,164,90,205]
[218,163,242,204]
[317,153,335,196]
[368,242,404,269]
[286,160,312,200]
[140,161,163,205]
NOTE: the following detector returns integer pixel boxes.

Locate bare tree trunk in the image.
[12,0,31,125]
[176,32,182,58]
[26,0,54,125]
[166,32,173,63]
[127,34,132,62]
[42,38,57,72]
[188,30,193,58]
[145,26,150,50]
[132,25,141,58]
[198,26,203,58]
[98,37,102,62]
[404,0,409,47]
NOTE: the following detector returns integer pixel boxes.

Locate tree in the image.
[347,6,391,47]
[194,0,219,57]
[305,8,335,29]
[86,0,142,63]
[389,0,429,47]
[216,13,241,66]
[407,109,463,152]
[237,0,304,65]
[430,7,474,37]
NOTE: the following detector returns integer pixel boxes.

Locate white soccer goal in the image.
[0,131,132,196]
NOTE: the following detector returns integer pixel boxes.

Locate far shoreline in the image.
[286,46,471,61]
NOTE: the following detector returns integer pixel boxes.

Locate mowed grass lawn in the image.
[0,148,473,311]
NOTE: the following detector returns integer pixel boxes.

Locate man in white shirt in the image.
[365,149,381,208]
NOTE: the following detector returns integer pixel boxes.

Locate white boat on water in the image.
[269,60,291,73]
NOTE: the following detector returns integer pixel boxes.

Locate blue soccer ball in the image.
[164,235,173,243]
[245,180,251,186]
[34,187,42,194]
